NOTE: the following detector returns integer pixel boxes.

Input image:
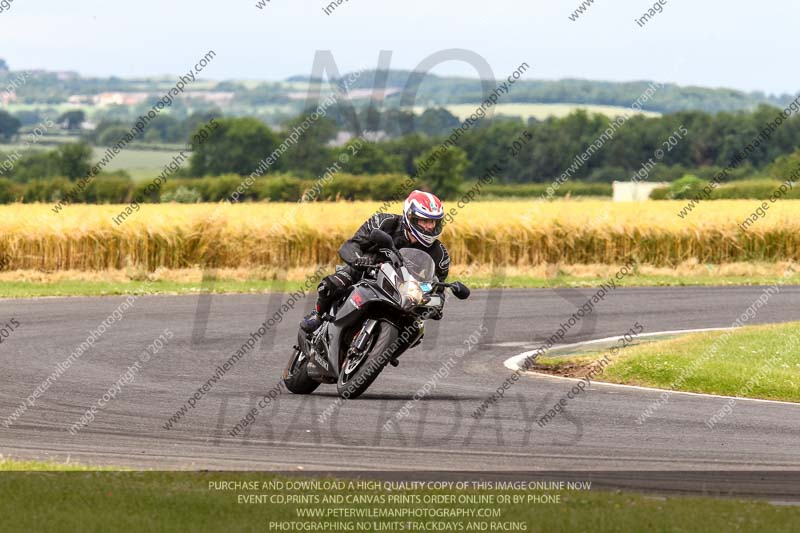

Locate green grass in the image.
[0,464,797,533]
[3,272,800,298]
[1,103,79,115]
[0,279,300,298]
[462,272,800,289]
[0,141,57,153]
[91,146,188,182]
[0,457,116,471]
[544,322,800,402]
[0,141,187,182]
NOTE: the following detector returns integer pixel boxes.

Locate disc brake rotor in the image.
[343,349,367,376]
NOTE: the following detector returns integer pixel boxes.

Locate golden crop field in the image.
[1,201,800,271]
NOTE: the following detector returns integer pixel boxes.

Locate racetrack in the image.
[2,286,800,484]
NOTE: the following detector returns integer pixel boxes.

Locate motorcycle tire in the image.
[337,321,399,399]
[283,345,320,395]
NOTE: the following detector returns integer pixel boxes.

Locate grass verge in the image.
[535,322,800,402]
[0,462,798,533]
[0,456,116,471]
[0,279,297,298]
[2,264,799,298]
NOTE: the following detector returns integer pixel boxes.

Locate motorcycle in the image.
[283,228,471,399]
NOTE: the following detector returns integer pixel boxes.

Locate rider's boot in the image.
[300,296,330,333]
[301,273,347,334]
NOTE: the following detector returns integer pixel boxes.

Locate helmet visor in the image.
[409,215,443,239]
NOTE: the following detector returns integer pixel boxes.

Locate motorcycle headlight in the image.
[400,280,424,306]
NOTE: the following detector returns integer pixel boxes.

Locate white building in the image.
[612,181,669,201]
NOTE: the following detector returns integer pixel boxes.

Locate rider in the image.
[300,190,450,333]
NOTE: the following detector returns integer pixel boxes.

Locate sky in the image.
[0,0,798,95]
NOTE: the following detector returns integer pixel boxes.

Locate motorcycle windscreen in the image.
[399,248,436,282]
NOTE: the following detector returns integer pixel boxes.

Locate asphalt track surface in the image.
[2,286,800,494]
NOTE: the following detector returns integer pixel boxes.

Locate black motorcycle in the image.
[283,229,470,399]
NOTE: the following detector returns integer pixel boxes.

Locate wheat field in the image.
[1,201,799,271]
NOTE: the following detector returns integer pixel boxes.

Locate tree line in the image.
[2,105,800,197]
[188,105,800,186]
[2,66,792,114]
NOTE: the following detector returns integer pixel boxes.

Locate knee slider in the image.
[318,274,347,298]
[317,279,334,298]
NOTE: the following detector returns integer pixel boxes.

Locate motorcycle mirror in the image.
[450,282,471,300]
[369,228,395,249]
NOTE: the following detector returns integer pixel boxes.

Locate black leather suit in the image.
[315,213,450,313]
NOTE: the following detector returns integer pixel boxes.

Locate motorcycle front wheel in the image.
[336,321,399,399]
[282,344,320,395]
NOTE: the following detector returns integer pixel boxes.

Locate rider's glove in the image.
[351,255,373,270]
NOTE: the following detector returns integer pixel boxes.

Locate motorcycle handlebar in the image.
[357,249,403,271]
[433,281,471,300]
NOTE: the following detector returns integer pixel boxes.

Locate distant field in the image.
[95,146,188,181]
[1,103,78,115]
[0,141,187,182]
[0,142,48,152]
[417,103,662,121]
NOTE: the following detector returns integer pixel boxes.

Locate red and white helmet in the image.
[403,190,444,247]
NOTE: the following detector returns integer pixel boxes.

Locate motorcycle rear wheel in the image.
[283,345,320,394]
